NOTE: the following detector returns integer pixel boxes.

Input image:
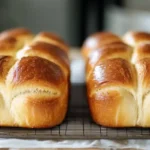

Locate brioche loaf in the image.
[0,28,69,128]
[82,31,150,127]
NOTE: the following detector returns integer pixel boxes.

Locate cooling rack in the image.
[0,106,150,139]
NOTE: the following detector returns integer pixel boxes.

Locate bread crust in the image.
[34,32,69,53]
[86,42,132,80]
[82,32,122,58]
[0,28,32,38]
[17,41,69,77]
[123,31,150,46]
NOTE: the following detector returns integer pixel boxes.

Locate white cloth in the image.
[0,139,149,149]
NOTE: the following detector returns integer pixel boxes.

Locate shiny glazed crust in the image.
[82,31,150,127]
[0,28,34,56]
[82,32,122,58]
[123,31,150,46]
[17,41,69,77]
[33,32,69,53]
[0,28,69,128]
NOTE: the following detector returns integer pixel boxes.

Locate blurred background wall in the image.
[0,0,150,46]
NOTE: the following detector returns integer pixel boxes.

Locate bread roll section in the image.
[0,28,69,128]
[82,31,150,127]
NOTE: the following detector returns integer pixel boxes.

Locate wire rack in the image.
[0,107,150,139]
[0,84,150,139]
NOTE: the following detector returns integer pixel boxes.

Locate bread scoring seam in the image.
[12,88,59,100]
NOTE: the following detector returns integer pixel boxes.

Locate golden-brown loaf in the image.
[0,27,69,128]
[82,31,150,127]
